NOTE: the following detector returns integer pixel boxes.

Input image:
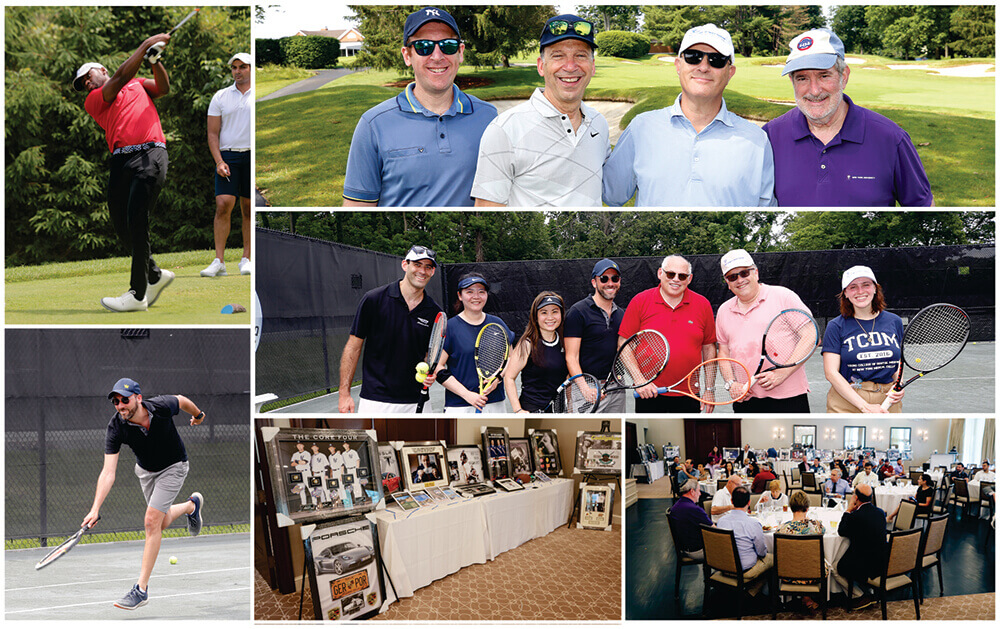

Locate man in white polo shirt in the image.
[711,474,742,522]
[471,14,609,206]
[202,53,252,278]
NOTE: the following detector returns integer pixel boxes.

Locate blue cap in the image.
[108,377,141,399]
[539,14,596,52]
[403,7,461,43]
[591,258,620,278]
[458,275,489,291]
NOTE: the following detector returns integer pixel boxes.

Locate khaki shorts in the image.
[826,382,901,413]
[135,460,189,514]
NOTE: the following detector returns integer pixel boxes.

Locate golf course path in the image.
[257,68,358,102]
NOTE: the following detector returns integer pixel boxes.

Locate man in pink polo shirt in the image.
[619,255,716,413]
[716,249,812,413]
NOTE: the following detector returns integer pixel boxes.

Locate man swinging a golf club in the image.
[73,32,176,312]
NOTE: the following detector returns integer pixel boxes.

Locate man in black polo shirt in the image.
[339,245,442,413]
[83,378,206,610]
[565,258,625,412]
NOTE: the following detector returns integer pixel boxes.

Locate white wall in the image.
[455,417,526,445]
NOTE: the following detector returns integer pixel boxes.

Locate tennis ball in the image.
[169,556,177,564]
[415,373,427,383]
[915,358,922,363]
[416,362,429,374]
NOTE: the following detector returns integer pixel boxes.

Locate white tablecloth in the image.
[873,484,917,517]
[773,460,798,476]
[647,460,665,482]
[755,508,849,596]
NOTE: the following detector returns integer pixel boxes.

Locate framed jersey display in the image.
[260,426,383,526]
[578,484,615,531]
[481,426,512,481]
[508,438,532,476]
[305,516,385,621]
[399,441,450,492]
[573,431,622,475]
[447,444,486,486]
[528,428,561,477]
[378,442,402,495]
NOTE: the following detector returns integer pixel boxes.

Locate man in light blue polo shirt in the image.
[343,7,497,206]
[603,24,775,207]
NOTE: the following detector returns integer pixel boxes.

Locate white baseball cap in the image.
[841,265,877,289]
[228,53,252,66]
[720,249,755,275]
[72,62,106,92]
[678,23,734,61]
[782,29,846,76]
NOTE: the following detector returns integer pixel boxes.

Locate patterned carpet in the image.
[740,592,994,620]
[255,523,621,621]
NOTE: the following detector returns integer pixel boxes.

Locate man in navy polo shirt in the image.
[763,29,933,206]
[339,245,442,413]
[343,7,497,206]
[565,258,625,412]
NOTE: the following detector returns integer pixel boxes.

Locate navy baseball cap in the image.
[539,14,596,52]
[108,377,141,399]
[591,258,620,278]
[458,275,489,290]
[403,7,461,43]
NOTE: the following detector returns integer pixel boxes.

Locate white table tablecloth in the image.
[480,478,575,559]
[873,484,917,517]
[755,508,849,596]
[647,460,665,482]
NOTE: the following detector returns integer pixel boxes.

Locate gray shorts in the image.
[135,460,189,514]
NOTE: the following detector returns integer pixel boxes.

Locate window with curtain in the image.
[844,426,866,449]
[890,428,911,454]
[962,417,986,465]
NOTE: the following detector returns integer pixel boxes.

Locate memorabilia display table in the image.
[646,460,665,482]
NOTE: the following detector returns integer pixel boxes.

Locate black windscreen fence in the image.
[256,235,993,404]
[6,329,250,547]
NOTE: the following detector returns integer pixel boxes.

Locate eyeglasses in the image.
[111,396,131,407]
[724,269,754,283]
[663,271,690,281]
[546,19,594,37]
[409,38,461,56]
[598,274,620,284]
[681,49,730,69]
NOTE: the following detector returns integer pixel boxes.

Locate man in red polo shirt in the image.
[73,32,176,312]
[619,255,717,412]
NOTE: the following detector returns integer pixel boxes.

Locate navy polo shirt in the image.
[349,280,442,404]
[105,395,188,472]
[441,314,515,408]
[564,295,623,378]
[343,83,498,207]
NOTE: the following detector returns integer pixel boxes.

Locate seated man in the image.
[824,467,851,502]
[669,479,713,560]
[717,486,773,595]
[677,458,695,487]
[950,463,970,481]
[834,484,886,610]
[751,463,777,494]
[810,457,826,473]
[797,455,810,475]
[852,460,878,488]
[711,474,742,522]
[973,462,995,483]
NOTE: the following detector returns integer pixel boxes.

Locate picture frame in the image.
[377,442,402,495]
[399,441,450,492]
[574,431,622,474]
[481,426,512,481]
[425,486,449,502]
[779,448,791,461]
[391,491,419,511]
[637,446,649,463]
[722,447,740,462]
[528,428,562,477]
[578,484,615,531]
[457,482,497,498]
[508,438,533,476]
[260,427,383,526]
[663,445,680,460]
[305,515,385,621]
[446,444,486,486]
[534,471,552,483]
[409,488,433,507]
[495,478,524,492]
[645,444,658,461]
[440,487,461,501]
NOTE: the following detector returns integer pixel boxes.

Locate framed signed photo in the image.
[508,438,532,476]
[378,443,402,495]
[578,484,615,531]
[391,491,419,511]
[409,489,433,507]
[495,478,524,492]
[457,483,497,498]
[779,448,791,461]
[399,441,450,492]
[482,426,511,481]
[426,486,449,502]
[447,444,485,486]
[305,516,385,621]
[573,431,622,475]
[528,428,561,477]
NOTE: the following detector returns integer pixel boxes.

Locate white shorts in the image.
[357,398,417,414]
[442,400,508,414]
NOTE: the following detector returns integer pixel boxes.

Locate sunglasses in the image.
[409,38,461,56]
[598,274,620,283]
[546,19,594,37]
[111,395,132,407]
[681,49,730,69]
[725,269,754,283]
[663,271,690,281]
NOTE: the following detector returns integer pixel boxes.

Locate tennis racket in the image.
[35,516,100,570]
[748,308,820,388]
[416,311,447,413]
[633,357,752,406]
[879,303,970,410]
[474,322,509,414]
[598,329,669,411]
[544,373,601,413]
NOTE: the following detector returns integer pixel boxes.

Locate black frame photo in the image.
[508,437,532,476]
[447,444,486,486]
[399,441,450,492]
[482,426,512,481]
[457,482,497,498]
[305,515,385,621]
[495,478,524,492]
[573,431,622,475]
[528,428,562,477]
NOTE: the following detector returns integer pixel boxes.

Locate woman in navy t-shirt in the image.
[504,292,568,413]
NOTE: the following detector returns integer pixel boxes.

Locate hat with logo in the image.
[404,245,437,267]
[591,258,620,278]
[720,249,755,275]
[678,23,734,61]
[782,29,846,76]
[403,7,461,43]
[841,265,876,289]
[108,377,141,399]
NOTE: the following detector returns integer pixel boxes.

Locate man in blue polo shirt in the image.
[603,23,775,206]
[565,258,625,412]
[763,29,933,206]
[342,7,497,206]
[339,245,442,413]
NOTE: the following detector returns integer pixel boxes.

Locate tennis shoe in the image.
[187,492,204,536]
[101,290,147,312]
[200,258,227,277]
[238,257,252,275]
[114,584,148,610]
[146,269,174,307]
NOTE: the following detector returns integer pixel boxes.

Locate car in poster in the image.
[315,541,375,575]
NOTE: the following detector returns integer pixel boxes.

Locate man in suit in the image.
[835,484,886,610]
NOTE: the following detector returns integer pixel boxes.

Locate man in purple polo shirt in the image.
[763,29,933,207]
[668,479,713,560]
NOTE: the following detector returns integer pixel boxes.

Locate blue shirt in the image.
[343,83,497,206]
[717,509,767,571]
[822,312,903,384]
[441,314,514,407]
[824,477,851,497]
[603,94,775,207]
[564,295,623,378]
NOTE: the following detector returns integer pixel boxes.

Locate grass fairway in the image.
[257,54,994,207]
[5,249,252,325]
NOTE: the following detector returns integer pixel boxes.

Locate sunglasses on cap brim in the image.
[545,19,593,37]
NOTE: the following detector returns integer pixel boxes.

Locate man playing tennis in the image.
[84,378,206,610]
[715,249,813,413]
[565,259,625,412]
[339,245,441,413]
[619,255,717,413]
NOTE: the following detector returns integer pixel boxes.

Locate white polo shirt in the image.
[711,486,732,522]
[207,82,252,151]
[471,87,609,207]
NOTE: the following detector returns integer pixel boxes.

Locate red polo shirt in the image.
[85,78,165,153]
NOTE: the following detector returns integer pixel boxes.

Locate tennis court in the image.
[4,533,250,619]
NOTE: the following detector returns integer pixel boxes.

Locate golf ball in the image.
[169,556,178,564]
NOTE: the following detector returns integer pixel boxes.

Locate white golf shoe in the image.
[101,290,148,312]
[201,258,227,277]
[238,257,251,275]
[146,269,174,307]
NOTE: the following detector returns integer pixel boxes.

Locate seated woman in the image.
[758,479,788,510]
[775,490,827,613]
[887,473,935,521]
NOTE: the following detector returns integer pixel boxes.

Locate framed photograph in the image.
[779,448,791,461]
[495,478,524,492]
[754,449,768,461]
[426,486,449,502]
[645,444,658,461]
[534,471,552,483]
[399,441,450,492]
[663,445,680,460]
[409,489,433,507]
[440,487,461,501]
[722,447,740,462]
[508,438,532,476]
[457,482,497,498]
[260,427,382,526]
[481,426,512,481]
[574,431,622,474]
[378,443,402,495]
[446,444,486,485]
[305,516,385,621]
[391,491,419,511]
[637,446,649,463]
[528,428,562,477]
[579,484,615,531]
[834,449,846,460]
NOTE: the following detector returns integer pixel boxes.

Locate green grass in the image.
[256,64,317,99]
[257,53,995,207]
[5,249,252,324]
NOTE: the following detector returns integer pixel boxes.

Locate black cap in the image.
[539,14,596,52]
[403,7,461,43]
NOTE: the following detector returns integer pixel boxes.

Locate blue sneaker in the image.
[114,584,148,610]
[187,492,204,536]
